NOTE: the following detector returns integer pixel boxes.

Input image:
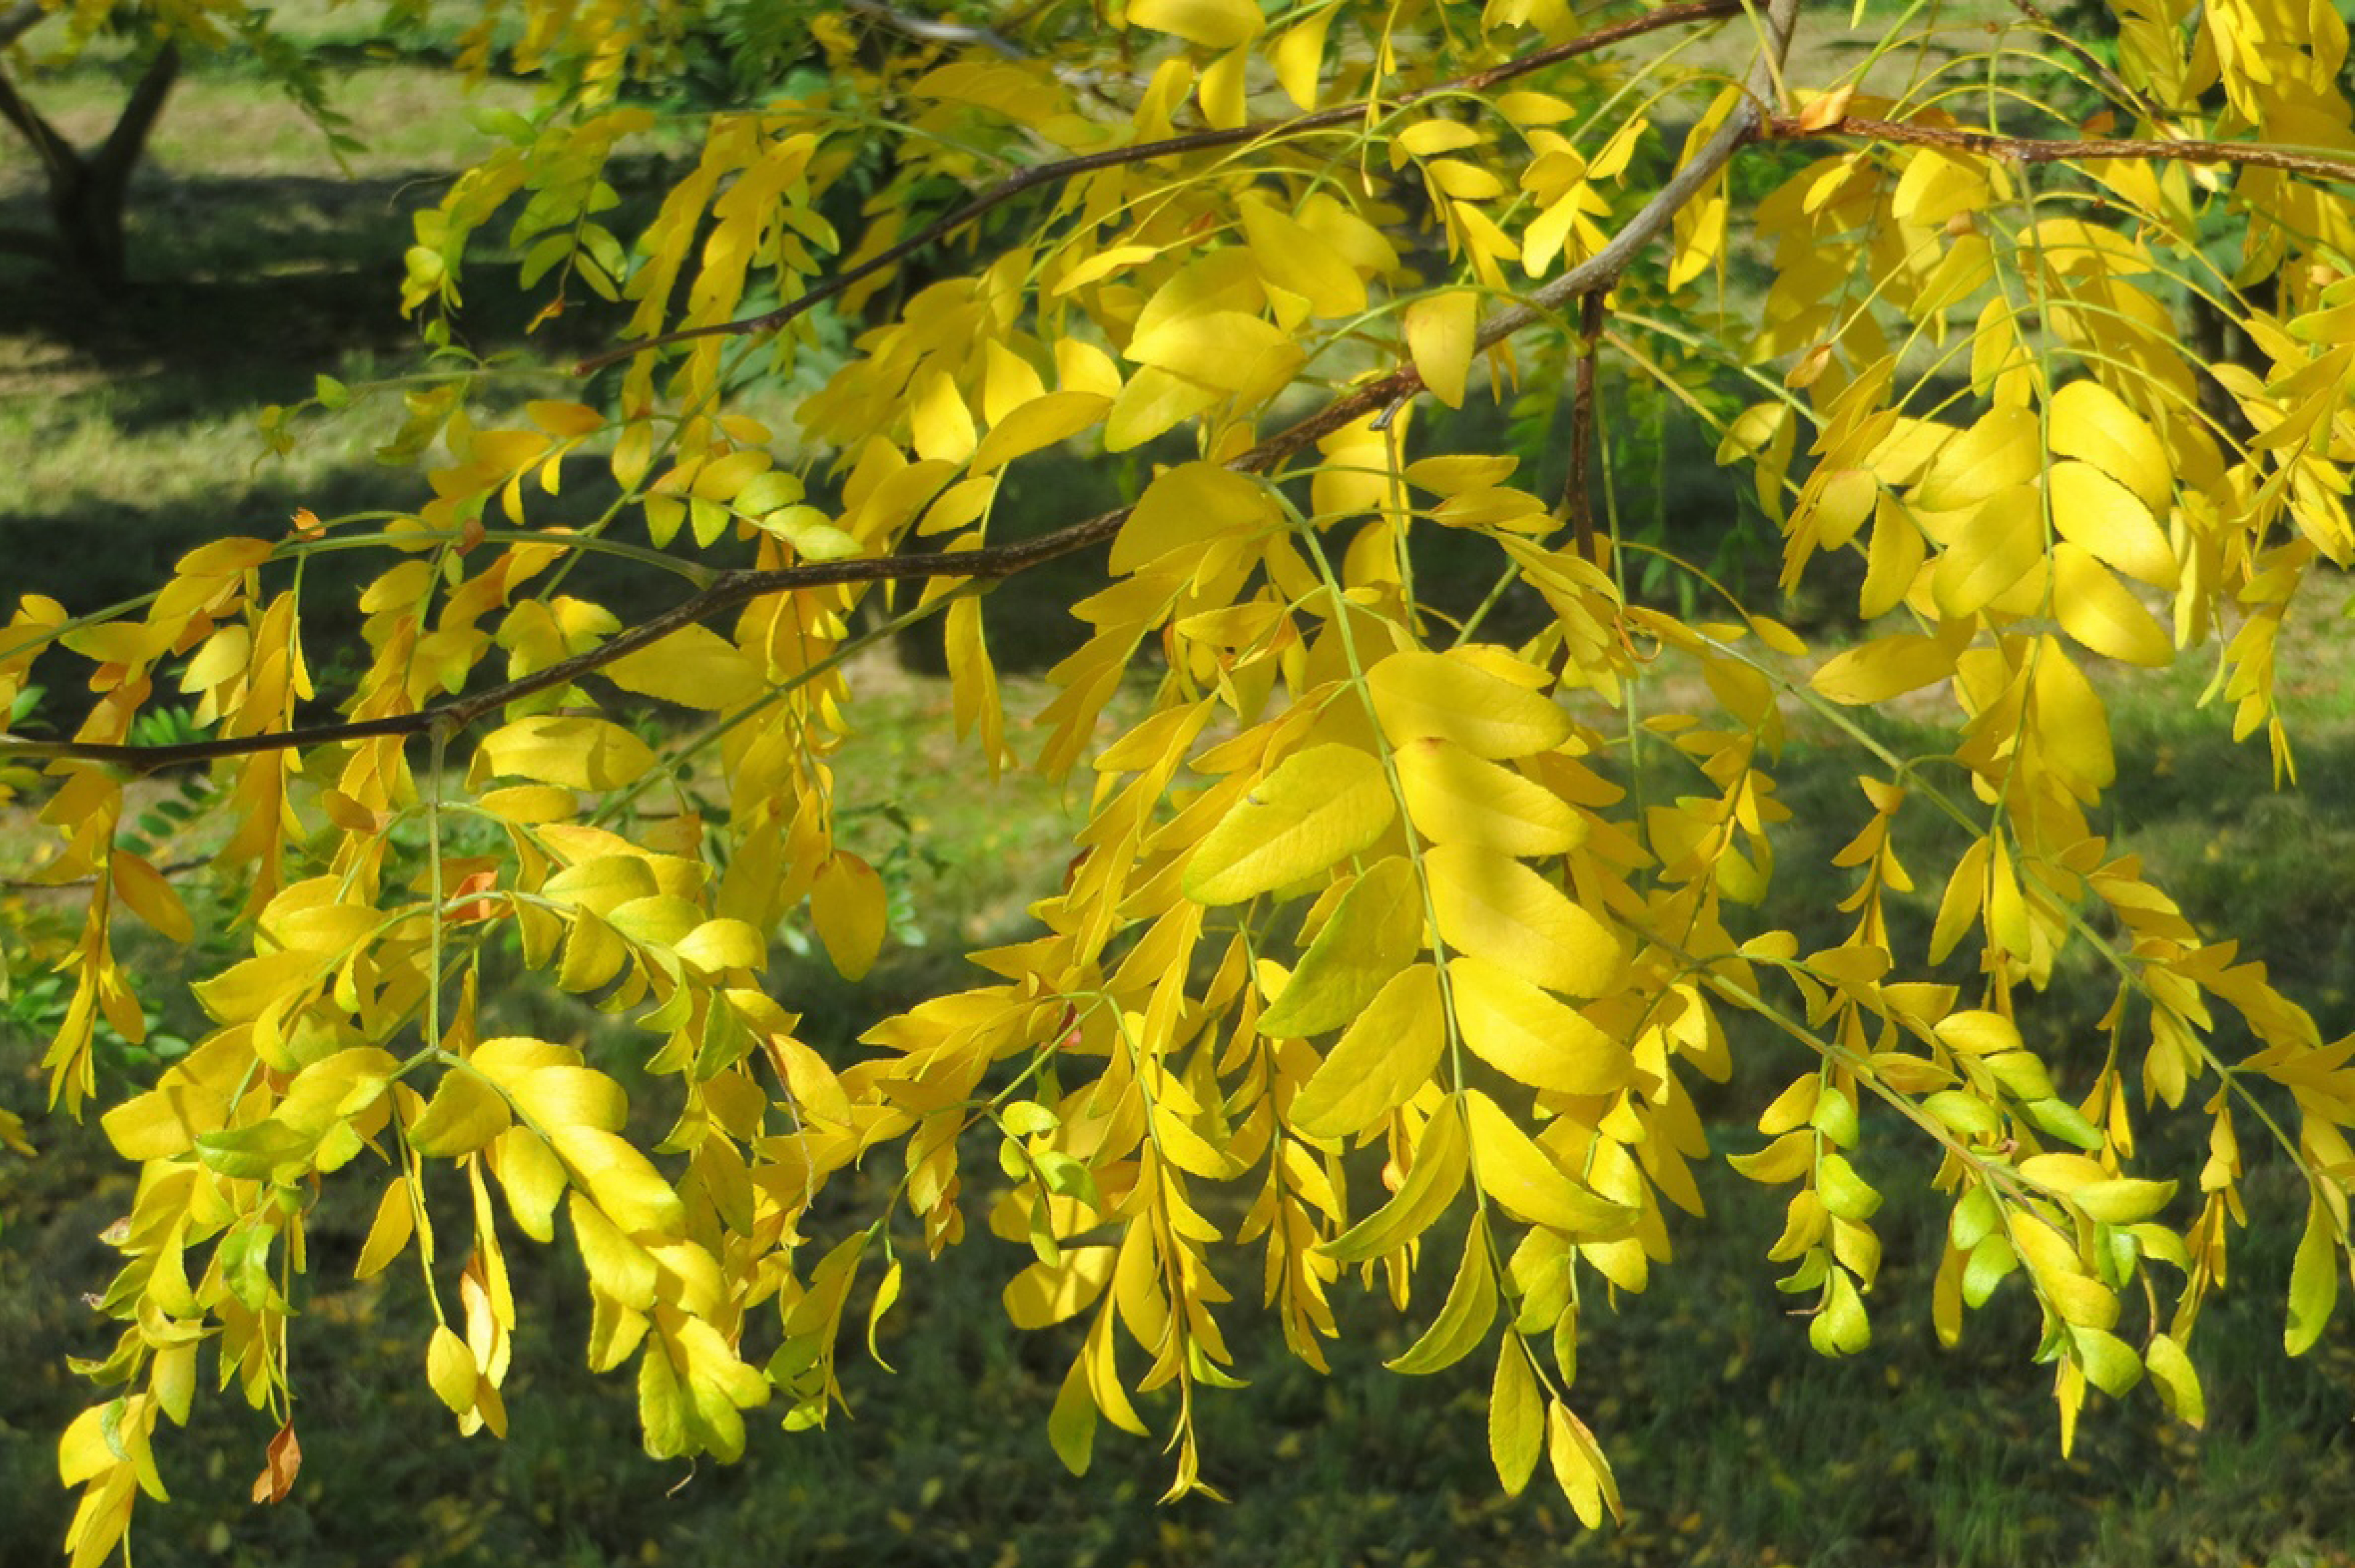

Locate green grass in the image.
[6,15,2355,1568]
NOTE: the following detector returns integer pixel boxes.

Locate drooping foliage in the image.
[8,0,2355,1560]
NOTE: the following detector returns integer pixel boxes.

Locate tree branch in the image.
[0,55,77,182]
[0,0,47,51]
[1766,113,2355,184]
[574,0,1748,375]
[1478,0,1801,346]
[844,0,1024,61]
[90,41,178,189]
[10,6,1813,774]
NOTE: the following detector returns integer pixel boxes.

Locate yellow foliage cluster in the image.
[8,0,2355,1559]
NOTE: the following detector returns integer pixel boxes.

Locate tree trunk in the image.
[0,41,180,289]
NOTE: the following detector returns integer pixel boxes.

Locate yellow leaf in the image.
[569,1190,659,1309]
[1931,485,2042,618]
[1860,494,1927,618]
[1125,310,1292,393]
[2146,1332,2206,1425]
[426,1325,476,1416]
[973,391,1111,471]
[1366,649,1570,759]
[1289,963,1445,1139]
[1406,290,1478,409]
[1489,1334,1543,1494]
[353,1178,416,1278]
[1104,365,1222,451]
[1425,843,1622,997]
[1395,738,1583,856]
[492,1128,568,1243]
[1185,744,1395,906]
[1004,1245,1117,1329]
[1127,0,1262,48]
[812,853,888,980]
[674,918,766,974]
[1270,10,1333,108]
[1386,1210,1499,1374]
[908,368,976,464]
[479,716,656,791]
[550,1126,684,1234]
[1547,1400,1622,1527]
[1935,1010,2021,1055]
[1449,955,1637,1097]
[1240,195,1365,318]
[1811,633,1960,705]
[1463,1088,1637,1237]
[2052,545,2172,665]
[1259,856,1423,1037]
[1321,1096,1468,1260]
[2049,379,2171,511]
[2047,460,2178,589]
[2288,1195,2338,1355]
[599,624,764,711]
[1113,462,1278,575]
[407,1070,512,1158]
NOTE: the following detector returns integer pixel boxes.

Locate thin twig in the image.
[574,0,1748,374]
[1768,113,2355,184]
[1567,290,1608,565]
[2000,0,2176,124]
[845,0,1024,60]
[1480,0,1802,346]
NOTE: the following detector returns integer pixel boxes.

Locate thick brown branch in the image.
[575,0,1747,374]
[1769,114,2355,184]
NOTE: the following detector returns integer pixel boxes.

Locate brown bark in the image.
[0,41,181,287]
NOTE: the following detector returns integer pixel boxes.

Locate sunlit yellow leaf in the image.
[1449,955,1637,1097]
[2047,461,2178,590]
[1185,744,1395,906]
[1387,1211,1499,1374]
[479,716,656,791]
[2049,379,2170,510]
[1113,462,1278,575]
[1811,633,1959,705]
[1289,963,1444,1139]
[1406,291,1478,409]
[407,1070,512,1158]
[1931,485,2042,618]
[1004,1245,1117,1329]
[1425,843,1621,997]
[1367,650,1570,759]
[1463,1088,1636,1237]
[812,853,888,980]
[2052,545,2172,665]
[1489,1334,1543,1494]
[426,1326,476,1417]
[600,624,763,711]
[1396,738,1583,856]
[1259,856,1423,1037]
[1127,0,1262,48]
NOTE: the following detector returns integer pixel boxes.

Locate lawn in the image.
[4,11,2355,1568]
